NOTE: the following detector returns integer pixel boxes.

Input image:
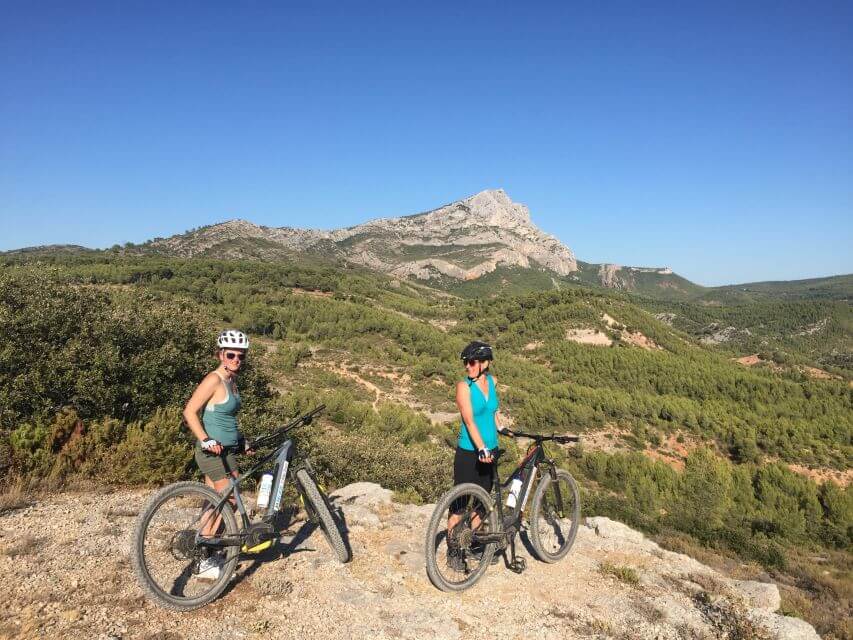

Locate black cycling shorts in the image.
[450,447,494,514]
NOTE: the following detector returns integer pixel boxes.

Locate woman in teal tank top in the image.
[446,341,506,571]
[184,329,252,485]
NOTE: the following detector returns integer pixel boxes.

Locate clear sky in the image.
[2,1,851,286]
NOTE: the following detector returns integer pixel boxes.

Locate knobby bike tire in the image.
[295,469,351,563]
[529,469,580,563]
[424,483,498,592]
[131,481,239,611]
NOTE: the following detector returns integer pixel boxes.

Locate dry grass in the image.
[688,572,733,598]
[0,477,33,515]
[599,561,640,586]
[692,592,772,640]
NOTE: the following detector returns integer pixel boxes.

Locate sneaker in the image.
[196,555,222,581]
[446,546,467,572]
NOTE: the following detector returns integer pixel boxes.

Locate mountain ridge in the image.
[4,190,852,302]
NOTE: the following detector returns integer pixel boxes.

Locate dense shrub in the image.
[8,406,193,484]
[0,268,212,427]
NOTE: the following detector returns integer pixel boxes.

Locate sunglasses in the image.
[463,359,480,367]
[224,352,246,361]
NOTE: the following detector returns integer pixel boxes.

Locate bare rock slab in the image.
[731,578,781,612]
[330,482,393,507]
[586,516,647,544]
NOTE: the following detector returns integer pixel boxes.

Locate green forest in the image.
[1,255,851,637]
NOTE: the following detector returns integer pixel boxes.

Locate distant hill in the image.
[699,273,853,303]
[2,244,93,257]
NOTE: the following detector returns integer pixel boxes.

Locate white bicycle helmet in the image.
[217,329,249,350]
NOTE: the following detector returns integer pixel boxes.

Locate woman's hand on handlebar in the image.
[498,427,515,437]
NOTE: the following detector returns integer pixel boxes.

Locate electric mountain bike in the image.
[131,405,350,611]
[424,429,581,592]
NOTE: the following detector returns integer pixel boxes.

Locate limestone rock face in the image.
[146,189,578,281]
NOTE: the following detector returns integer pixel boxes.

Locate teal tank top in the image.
[457,374,500,451]
[202,373,241,446]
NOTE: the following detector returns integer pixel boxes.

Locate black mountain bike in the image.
[131,405,350,611]
[425,429,581,592]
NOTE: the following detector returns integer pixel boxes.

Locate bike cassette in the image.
[241,522,276,554]
[508,557,526,574]
[169,529,198,560]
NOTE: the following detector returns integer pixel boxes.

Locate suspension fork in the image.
[542,459,566,519]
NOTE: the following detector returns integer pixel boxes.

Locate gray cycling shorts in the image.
[194,442,239,481]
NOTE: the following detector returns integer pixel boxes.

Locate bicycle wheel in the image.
[424,483,498,592]
[529,469,580,563]
[131,481,240,611]
[295,469,351,563]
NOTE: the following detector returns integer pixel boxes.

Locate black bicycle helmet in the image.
[460,341,494,362]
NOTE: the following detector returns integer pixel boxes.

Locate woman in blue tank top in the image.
[446,341,506,570]
[182,329,253,579]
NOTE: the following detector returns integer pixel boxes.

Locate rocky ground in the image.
[0,483,820,640]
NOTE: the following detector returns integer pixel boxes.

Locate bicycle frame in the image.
[195,406,325,549]
[471,436,567,547]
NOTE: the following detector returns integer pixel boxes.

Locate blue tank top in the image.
[458,374,500,451]
[202,373,241,446]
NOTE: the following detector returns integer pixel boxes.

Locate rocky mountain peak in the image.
[448,189,532,227]
[145,189,577,280]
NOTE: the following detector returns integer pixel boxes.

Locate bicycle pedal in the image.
[509,558,526,574]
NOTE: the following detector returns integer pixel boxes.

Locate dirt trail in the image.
[0,484,818,640]
[317,363,383,411]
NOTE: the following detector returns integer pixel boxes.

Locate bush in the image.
[303,427,452,502]
[0,268,212,427]
[105,407,194,485]
[9,406,193,485]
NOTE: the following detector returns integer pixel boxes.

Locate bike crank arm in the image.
[472,532,507,545]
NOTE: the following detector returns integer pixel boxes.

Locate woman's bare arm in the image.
[183,373,219,443]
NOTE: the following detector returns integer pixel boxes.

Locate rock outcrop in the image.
[0,484,820,640]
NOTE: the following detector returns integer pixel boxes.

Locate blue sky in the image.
[2,2,851,286]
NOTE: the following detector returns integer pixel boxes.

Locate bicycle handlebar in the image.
[247,404,326,450]
[500,428,580,444]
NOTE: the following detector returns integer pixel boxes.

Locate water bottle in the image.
[256,472,274,510]
[505,475,523,508]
